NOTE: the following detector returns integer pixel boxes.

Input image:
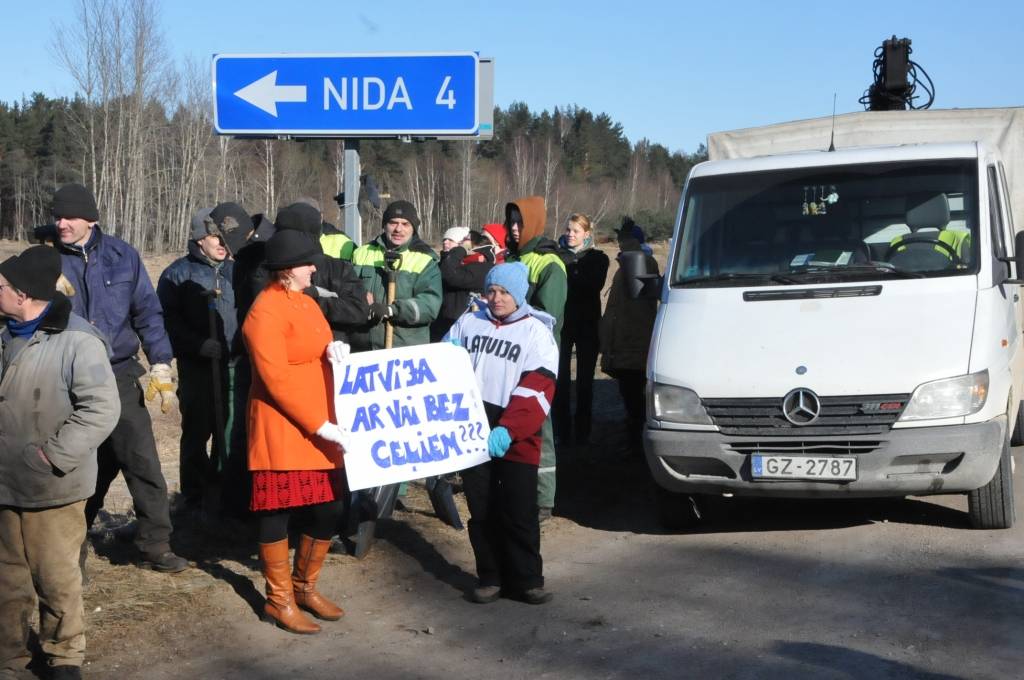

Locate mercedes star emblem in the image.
[782,388,821,426]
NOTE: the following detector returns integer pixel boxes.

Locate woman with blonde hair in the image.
[554,213,609,447]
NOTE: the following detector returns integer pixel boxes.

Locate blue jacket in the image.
[58,227,173,371]
[156,243,237,361]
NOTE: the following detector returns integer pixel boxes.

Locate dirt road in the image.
[81,382,1024,679]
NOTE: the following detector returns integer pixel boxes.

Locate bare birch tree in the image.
[403,150,439,241]
[165,57,212,246]
[626,139,649,216]
[510,135,537,198]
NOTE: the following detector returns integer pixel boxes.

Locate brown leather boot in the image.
[259,540,320,634]
[293,535,345,621]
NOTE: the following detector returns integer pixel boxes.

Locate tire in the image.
[967,434,1015,530]
[655,486,702,531]
[1011,400,1024,447]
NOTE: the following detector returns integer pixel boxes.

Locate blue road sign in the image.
[213,52,479,136]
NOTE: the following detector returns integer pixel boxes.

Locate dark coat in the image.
[231,215,275,355]
[433,245,495,339]
[232,245,270,355]
[561,246,610,333]
[58,227,173,371]
[156,243,237,361]
[306,252,370,342]
[600,248,660,374]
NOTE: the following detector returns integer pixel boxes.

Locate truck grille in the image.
[704,394,909,436]
[727,441,881,455]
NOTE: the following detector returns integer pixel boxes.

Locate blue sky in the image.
[2,0,1022,153]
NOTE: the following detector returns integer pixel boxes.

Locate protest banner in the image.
[334,342,491,491]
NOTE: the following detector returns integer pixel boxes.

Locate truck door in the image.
[989,163,1024,417]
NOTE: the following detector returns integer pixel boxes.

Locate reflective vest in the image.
[320,232,354,261]
[518,249,567,341]
[889,229,971,261]
[349,239,442,351]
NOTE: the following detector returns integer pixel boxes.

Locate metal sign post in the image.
[344,140,362,246]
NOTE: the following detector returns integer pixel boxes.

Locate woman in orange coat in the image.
[243,224,352,635]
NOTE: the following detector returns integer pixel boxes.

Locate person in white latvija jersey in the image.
[444,262,558,606]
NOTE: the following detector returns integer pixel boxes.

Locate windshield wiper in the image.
[676,272,802,287]
[786,264,926,279]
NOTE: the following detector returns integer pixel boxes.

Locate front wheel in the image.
[967,434,1015,529]
[1011,400,1024,446]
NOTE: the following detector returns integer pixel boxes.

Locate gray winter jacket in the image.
[0,294,120,508]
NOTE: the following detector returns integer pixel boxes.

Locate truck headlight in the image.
[647,383,713,425]
[900,371,989,421]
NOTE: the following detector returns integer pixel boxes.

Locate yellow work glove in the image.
[143,362,178,414]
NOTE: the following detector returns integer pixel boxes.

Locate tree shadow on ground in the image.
[774,641,967,680]
[934,565,1024,597]
[376,518,477,596]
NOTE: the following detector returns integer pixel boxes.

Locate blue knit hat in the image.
[484,262,529,307]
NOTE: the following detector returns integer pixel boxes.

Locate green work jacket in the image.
[513,236,568,341]
[349,235,442,350]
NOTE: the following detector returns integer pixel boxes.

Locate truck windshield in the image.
[672,159,979,286]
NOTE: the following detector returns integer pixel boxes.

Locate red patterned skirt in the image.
[250,469,341,511]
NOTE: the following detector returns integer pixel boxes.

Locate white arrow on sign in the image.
[233,70,307,117]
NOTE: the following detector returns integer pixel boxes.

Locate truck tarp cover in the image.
[707,108,1024,228]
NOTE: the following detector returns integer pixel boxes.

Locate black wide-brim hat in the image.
[263,229,319,270]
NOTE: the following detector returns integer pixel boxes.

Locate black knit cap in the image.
[0,245,62,301]
[52,183,99,222]
[210,202,250,232]
[209,202,252,255]
[381,200,420,230]
[275,203,323,237]
[263,229,319,270]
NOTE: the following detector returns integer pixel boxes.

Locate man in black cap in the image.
[346,200,443,548]
[51,182,188,573]
[0,246,120,680]
[349,199,442,351]
[156,207,239,517]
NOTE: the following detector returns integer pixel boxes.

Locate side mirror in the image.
[1003,232,1024,285]
[1015,231,1024,281]
[619,250,663,300]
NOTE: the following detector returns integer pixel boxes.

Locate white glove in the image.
[316,421,352,451]
[313,286,338,299]
[326,340,351,364]
[143,362,178,414]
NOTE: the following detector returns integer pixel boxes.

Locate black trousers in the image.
[614,369,647,445]
[223,356,252,516]
[554,320,600,443]
[176,359,229,506]
[85,365,174,555]
[461,459,542,592]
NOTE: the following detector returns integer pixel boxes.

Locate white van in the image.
[644,109,1024,529]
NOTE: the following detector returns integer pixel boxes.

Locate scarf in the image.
[558,232,594,254]
[6,301,52,338]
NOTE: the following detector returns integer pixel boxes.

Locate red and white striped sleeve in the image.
[498,322,559,441]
